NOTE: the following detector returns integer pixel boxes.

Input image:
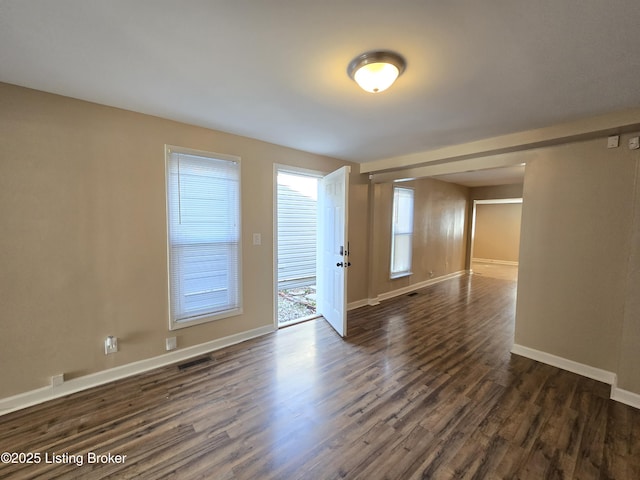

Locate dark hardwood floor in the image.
[1,274,639,479]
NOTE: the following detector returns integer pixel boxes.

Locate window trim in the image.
[164,144,243,330]
[390,185,414,279]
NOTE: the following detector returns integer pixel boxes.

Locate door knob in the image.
[337,262,343,267]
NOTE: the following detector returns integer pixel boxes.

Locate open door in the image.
[317,166,350,337]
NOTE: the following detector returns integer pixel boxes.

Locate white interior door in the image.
[317,166,350,337]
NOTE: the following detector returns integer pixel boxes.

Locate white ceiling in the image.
[1,1,640,177]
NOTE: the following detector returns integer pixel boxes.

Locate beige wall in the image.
[619,160,640,393]
[515,134,640,394]
[0,83,368,398]
[473,203,522,263]
[4,80,639,403]
[370,178,468,298]
[347,172,370,303]
[465,184,524,267]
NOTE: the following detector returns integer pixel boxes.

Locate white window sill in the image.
[170,307,243,330]
[390,271,412,280]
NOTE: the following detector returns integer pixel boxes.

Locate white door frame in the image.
[273,164,324,328]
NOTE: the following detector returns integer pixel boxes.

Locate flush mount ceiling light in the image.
[347,50,406,93]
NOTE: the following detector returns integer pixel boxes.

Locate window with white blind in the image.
[165,145,242,330]
[390,186,414,278]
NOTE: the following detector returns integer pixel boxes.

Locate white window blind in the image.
[165,146,241,329]
[390,186,414,278]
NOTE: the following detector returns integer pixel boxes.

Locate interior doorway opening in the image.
[276,168,321,326]
[470,198,522,282]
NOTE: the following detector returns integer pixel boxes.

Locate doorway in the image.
[470,198,522,282]
[275,168,321,326]
[274,165,350,336]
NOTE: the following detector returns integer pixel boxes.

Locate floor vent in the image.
[407,292,418,297]
[177,356,211,371]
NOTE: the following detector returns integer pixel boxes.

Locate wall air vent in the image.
[177,356,211,371]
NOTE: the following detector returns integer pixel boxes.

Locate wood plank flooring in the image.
[1,274,639,479]
[470,261,519,282]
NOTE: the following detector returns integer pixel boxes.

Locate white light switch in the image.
[607,135,620,148]
[253,233,261,245]
[629,137,639,150]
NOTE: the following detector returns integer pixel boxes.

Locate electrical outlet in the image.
[166,336,177,351]
[629,136,640,150]
[51,373,64,387]
[607,135,620,148]
[104,336,118,355]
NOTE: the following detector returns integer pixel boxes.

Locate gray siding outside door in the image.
[277,182,317,289]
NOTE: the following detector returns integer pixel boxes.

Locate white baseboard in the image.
[610,375,640,409]
[0,325,275,417]
[353,274,471,309]
[347,299,370,311]
[472,258,519,266]
[611,386,640,409]
[511,344,616,385]
[510,344,640,410]
[347,298,383,310]
[374,270,467,303]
